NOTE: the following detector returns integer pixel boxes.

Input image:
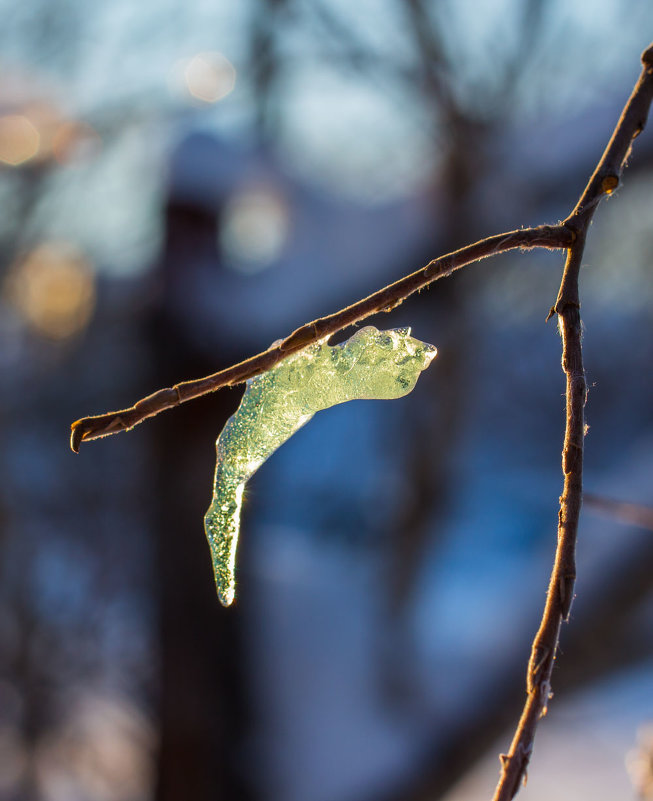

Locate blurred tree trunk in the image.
[150,201,256,801]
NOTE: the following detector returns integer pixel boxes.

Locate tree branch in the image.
[492,236,587,801]
[492,42,653,801]
[67,36,653,801]
[70,50,653,455]
[583,493,653,532]
[70,224,571,451]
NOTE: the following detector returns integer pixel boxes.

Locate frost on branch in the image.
[204,325,437,606]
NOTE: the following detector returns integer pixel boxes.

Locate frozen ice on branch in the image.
[204,325,437,605]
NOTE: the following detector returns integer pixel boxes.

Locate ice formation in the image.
[204,326,437,605]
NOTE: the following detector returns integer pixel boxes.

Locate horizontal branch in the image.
[70,223,572,451]
[72,42,653,453]
[584,493,653,531]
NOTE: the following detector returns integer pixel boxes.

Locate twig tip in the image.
[70,420,85,453]
[641,42,653,69]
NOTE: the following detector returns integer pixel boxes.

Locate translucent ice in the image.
[204,326,437,605]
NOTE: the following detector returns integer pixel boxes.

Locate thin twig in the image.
[70,224,571,451]
[492,42,653,801]
[70,49,653,453]
[584,494,653,531]
[492,236,586,800]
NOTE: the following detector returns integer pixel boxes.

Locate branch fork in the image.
[69,41,653,801]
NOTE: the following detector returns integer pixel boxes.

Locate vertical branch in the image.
[491,44,653,800]
[492,234,587,801]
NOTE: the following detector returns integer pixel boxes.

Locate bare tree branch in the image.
[70,224,571,451]
[584,494,653,531]
[69,37,653,801]
[69,51,653,455]
[492,234,586,800]
[492,42,653,801]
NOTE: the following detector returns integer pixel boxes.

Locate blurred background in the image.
[1,1,653,799]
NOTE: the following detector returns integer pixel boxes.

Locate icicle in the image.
[204,326,437,605]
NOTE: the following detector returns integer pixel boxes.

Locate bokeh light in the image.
[221,186,290,272]
[627,725,653,800]
[4,242,96,340]
[0,114,40,166]
[182,51,236,104]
